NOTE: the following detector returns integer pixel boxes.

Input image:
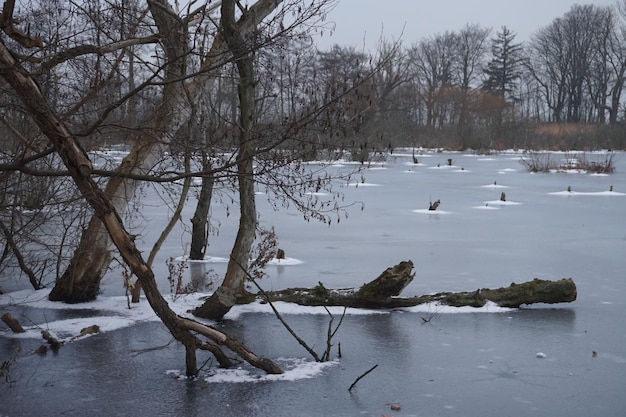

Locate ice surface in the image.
[2,150,625,417]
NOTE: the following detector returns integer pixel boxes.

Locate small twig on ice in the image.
[349,364,378,391]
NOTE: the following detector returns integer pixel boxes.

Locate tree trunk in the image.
[48,0,282,303]
[259,261,577,309]
[0,35,282,377]
[193,0,258,320]
[49,0,188,302]
[189,153,214,260]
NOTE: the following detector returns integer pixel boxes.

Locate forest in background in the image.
[3,2,626,160]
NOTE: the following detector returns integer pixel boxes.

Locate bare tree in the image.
[526,5,613,123]
[453,24,490,148]
[0,4,284,377]
[192,0,259,318]
[47,0,284,303]
[409,32,457,129]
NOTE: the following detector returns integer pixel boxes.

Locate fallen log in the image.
[259,261,577,309]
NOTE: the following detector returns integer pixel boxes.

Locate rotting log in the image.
[259,261,577,309]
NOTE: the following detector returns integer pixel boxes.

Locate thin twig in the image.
[349,364,378,391]
[130,338,176,356]
[232,257,322,362]
[321,305,347,361]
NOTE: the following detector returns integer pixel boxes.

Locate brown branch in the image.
[348,364,378,391]
[0,0,43,48]
[178,317,283,374]
[38,36,160,73]
[236,258,323,362]
[0,218,44,290]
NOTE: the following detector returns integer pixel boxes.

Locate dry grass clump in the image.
[520,152,615,173]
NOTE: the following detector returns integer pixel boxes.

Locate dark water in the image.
[2,151,626,416]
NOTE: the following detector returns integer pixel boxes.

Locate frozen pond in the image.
[1,150,626,416]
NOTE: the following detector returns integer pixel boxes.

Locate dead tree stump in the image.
[428,200,441,211]
[1,312,25,333]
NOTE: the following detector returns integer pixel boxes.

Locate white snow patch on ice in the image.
[174,255,229,263]
[427,165,458,170]
[474,204,500,210]
[481,183,509,189]
[266,257,304,266]
[346,182,380,187]
[412,209,452,215]
[399,301,513,314]
[549,190,625,196]
[483,200,522,206]
[224,300,387,320]
[202,358,339,383]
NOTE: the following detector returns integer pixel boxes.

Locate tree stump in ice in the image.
[1,313,25,333]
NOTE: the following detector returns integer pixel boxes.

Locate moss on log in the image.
[355,260,415,299]
[259,261,577,309]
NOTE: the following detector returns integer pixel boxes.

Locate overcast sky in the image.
[314,0,619,50]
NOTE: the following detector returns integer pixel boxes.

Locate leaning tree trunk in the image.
[49,0,188,302]
[0,35,282,377]
[48,0,283,303]
[193,0,258,320]
[48,138,165,302]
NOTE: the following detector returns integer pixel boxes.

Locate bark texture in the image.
[260,261,577,309]
[189,155,214,260]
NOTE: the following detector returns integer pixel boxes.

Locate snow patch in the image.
[549,190,625,196]
[202,358,339,383]
[174,255,229,263]
[483,200,522,206]
[266,257,304,266]
[345,182,380,187]
[412,209,452,215]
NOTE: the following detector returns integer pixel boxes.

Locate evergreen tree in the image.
[484,26,523,101]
